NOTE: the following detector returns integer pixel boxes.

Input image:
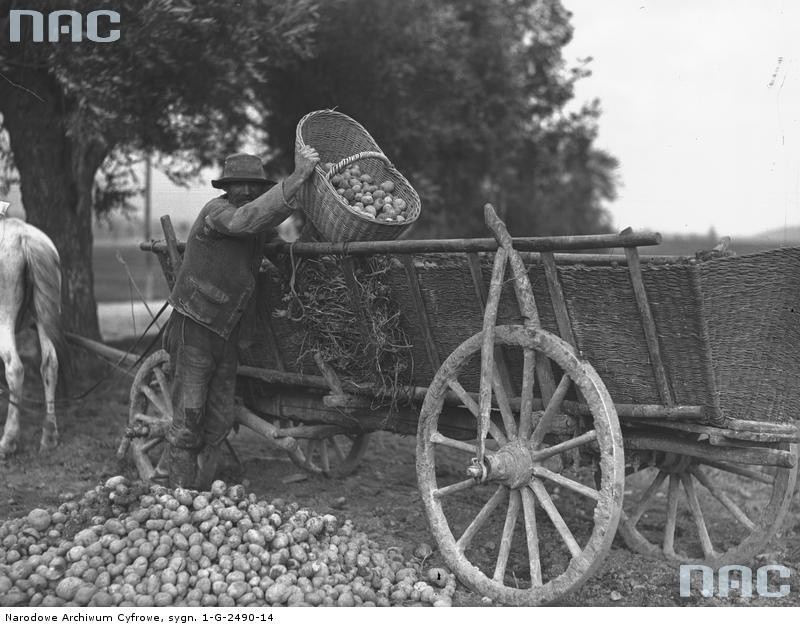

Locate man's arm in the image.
[206,184,294,236]
[206,146,320,237]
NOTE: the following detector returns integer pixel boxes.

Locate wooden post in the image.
[143,155,154,300]
[624,242,674,406]
[399,254,441,371]
[541,252,577,347]
[477,246,508,456]
[160,215,183,290]
[483,205,557,404]
[467,252,517,397]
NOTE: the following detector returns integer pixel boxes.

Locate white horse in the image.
[0,216,66,457]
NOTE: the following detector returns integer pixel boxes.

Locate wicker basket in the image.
[295,110,421,243]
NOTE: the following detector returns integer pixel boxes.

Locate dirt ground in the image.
[2,345,800,608]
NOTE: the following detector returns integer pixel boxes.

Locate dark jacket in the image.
[169,184,295,341]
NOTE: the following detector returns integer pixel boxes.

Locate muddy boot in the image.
[167,444,198,489]
[195,444,222,491]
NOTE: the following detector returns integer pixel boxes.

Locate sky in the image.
[562,0,800,237]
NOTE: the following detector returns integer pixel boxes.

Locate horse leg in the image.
[37,327,59,451]
[0,327,24,458]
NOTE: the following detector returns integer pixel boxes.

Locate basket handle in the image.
[326,151,390,179]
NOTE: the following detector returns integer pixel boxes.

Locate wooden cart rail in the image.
[141,230,662,256]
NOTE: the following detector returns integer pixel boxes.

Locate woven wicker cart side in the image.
[555,262,723,422]
[384,254,724,422]
[699,247,800,424]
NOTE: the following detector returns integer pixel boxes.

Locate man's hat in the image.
[212,153,276,189]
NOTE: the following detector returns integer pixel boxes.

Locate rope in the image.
[286,241,306,322]
[115,251,163,329]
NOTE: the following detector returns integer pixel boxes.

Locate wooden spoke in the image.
[628,470,668,527]
[152,368,173,416]
[493,490,521,582]
[434,478,478,500]
[697,459,774,485]
[492,367,517,439]
[532,430,597,462]
[486,422,508,446]
[430,432,477,455]
[663,474,680,557]
[530,480,581,559]
[449,379,508,444]
[140,384,168,416]
[532,466,601,501]
[520,487,542,587]
[330,437,347,463]
[681,473,716,559]
[320,440,331,473]
[691,467,756,531]
[449,380,480,414]
[457,486,507,551]
[531,373,572,447]
[517,349,536,440]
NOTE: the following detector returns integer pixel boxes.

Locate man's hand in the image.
[295,145,320,181]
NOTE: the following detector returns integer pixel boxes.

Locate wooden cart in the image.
[121,205,799,605]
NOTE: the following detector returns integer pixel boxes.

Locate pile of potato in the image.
[326,163,410,223]
[0,477,456,607]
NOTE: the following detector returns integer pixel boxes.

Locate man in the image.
[158,144,319,489]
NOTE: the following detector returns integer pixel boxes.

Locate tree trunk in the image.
[1,73,105,339]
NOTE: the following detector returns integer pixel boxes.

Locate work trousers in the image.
[161,311,239,488]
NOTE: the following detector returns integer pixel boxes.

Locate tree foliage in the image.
[258,0,617,237]
[0,0,318,335]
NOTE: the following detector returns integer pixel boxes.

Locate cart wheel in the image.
[286,427,371,478]
[125,349,173,481]
[417,325,625,606]
[619,444,798,566]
